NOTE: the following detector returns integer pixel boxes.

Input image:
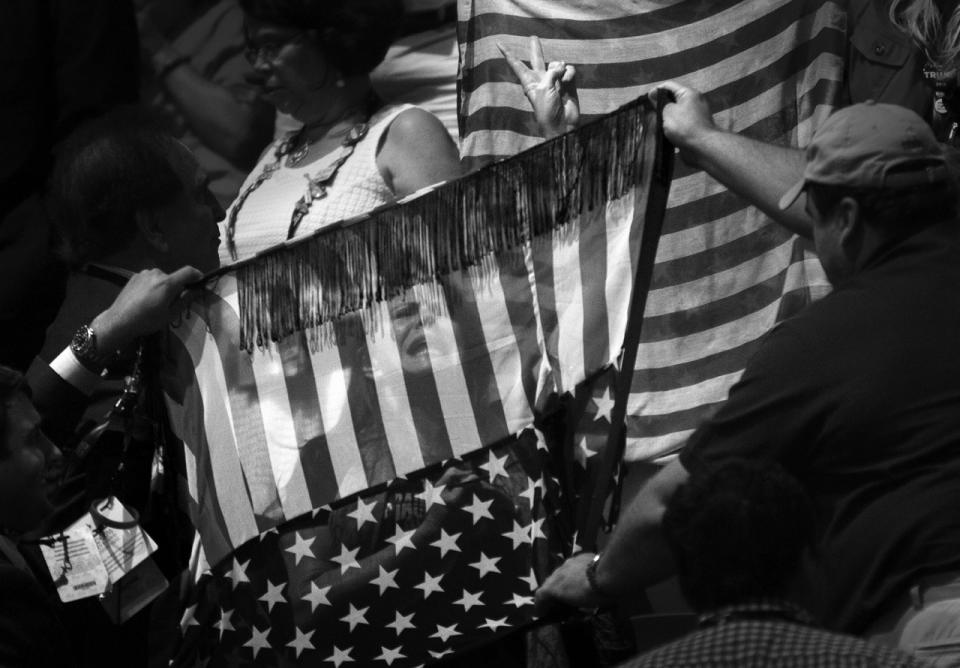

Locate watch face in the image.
[71,325,96,357]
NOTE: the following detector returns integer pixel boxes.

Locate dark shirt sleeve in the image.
[25,356,94,447]
[26,274,124,445]
[679,321,824,474]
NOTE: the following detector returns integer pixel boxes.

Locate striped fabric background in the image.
[161,102,663,568]
[458,0,845,461]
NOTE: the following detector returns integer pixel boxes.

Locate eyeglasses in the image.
[243,32,304,66]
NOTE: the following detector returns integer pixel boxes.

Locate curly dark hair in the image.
[662,458,816,612]
[239,0,403,76]
[45,107,184,268]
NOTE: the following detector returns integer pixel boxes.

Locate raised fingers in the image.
[529,34,546,71]
[497,42,537,89]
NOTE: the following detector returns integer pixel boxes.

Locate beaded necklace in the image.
[225,119,370,261]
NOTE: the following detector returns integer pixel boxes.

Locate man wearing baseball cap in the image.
[537,102,960,659]
[778,101,954,283]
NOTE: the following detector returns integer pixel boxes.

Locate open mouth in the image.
[392,304,430,361]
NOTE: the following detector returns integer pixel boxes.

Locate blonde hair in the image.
[889,0,960,69]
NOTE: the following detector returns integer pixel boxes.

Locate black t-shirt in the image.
[680,219,960,633]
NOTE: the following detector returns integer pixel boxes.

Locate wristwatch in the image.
[585,552,615,604]
[70,324,112,372]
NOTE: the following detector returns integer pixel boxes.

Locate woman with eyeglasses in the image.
[223,0,463,262]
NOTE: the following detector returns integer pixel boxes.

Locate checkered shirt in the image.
[621,599,930,667]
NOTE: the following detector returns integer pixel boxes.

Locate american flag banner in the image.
[167,430,564,667]
[458,0,844,461]
[158,97,671,664]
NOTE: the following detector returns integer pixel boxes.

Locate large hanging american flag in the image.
[458,0,844,462]
[158,97,670,665]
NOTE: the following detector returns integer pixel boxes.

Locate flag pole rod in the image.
[577,97,674,552]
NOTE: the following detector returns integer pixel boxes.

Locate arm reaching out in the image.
[654,81,813,239]
[497,51,813,237]
[26,267,205,437]
[137,7,274,167]
[91,266,205,352]
[499,36,580,139]
[535,458,689,612]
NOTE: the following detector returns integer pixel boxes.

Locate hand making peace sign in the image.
[498,35,580,139]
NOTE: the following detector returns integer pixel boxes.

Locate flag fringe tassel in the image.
[224,97,654,352]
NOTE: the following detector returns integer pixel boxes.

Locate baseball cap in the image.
[778,101,950,210]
